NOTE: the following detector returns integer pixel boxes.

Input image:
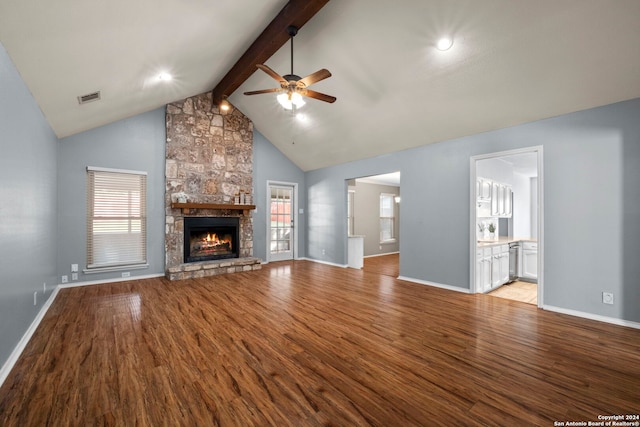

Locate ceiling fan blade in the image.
[256,64,288,85]
[298,69,332,88]
[244,88,281,96]
[301,89,336,103]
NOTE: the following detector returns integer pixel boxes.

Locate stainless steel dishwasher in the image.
[508,242,520,282]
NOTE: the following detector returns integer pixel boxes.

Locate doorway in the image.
[470,147,543,307]
[346,172,401,273]
[267,181,298,262]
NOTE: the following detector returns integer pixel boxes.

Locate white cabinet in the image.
[476,248,492,293]
[491,182,500,216]
[478,244,509,292]
[490,244,509,289]
[348,236,364,269]
[476,178,493,217]
[521,242,538,280]
[504,186,512,217]
[491,254,501,288]
[491,182,512,218]
[478,241,537,291]
[477,178,492,201]
[499,246,509,284]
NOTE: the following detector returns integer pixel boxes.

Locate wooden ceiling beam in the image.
[211,0,329,106]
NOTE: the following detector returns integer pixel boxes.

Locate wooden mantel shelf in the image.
[171,202,256,215]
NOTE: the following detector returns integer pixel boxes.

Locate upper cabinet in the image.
[504,186,512,217]
[478,177,512,218]
[477,178,492,201]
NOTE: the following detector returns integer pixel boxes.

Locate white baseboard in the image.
[363,251,399,259]
[543,305,640,330]
[298,257,348,268]
[59,273,165,288]
[0,286,60,388]
[397,276,472,294]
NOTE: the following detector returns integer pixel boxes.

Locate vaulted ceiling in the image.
[1,1,640,171]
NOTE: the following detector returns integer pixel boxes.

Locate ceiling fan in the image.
[244,25,336,110]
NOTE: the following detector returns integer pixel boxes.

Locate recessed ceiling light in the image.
[296,113,307,121]
[158,72,172,81]
[436,37,453,51]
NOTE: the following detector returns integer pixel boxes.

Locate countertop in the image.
[477,237,537,248]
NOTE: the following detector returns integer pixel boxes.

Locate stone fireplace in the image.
[164,92,261,280]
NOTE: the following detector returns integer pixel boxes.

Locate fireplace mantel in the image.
[171,202,256,215]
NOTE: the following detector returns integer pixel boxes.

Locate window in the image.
[87,167,147,270]
[347,190,355,236]
[379,193,396,243]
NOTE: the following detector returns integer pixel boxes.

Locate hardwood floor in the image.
[1,260,639,426]
[363,253,399,277]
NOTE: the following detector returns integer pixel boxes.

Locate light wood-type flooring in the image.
[489,280,538,305]
[1,260,639,425]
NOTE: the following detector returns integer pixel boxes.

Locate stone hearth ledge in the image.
[166,257,261,281]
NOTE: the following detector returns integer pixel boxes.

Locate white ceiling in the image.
[357,172,401,187]
[0,0,286,137]
[501,153,538,178]
[1,1,640,172]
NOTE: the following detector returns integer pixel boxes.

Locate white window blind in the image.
[379,193,395,243]
[87,167,147,269]
[347,190,355,236]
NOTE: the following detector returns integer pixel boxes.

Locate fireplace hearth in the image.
[184,217,239,263]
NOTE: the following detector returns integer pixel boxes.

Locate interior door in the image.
[268,184,295,261]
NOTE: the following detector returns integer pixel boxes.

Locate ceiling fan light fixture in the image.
[277,91,305,110]
[245,25,335,108]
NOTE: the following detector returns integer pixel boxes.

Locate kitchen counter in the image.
[477,237,537,247]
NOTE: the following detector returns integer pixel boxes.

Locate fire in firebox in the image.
[190,232,232,257]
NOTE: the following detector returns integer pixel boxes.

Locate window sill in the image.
[83,263,149,274]
[379,239,397,245]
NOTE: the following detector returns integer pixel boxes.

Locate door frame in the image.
[469,146,544,308]
[266,180,299,263]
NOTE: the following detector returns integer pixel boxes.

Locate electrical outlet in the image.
[72,272,78,281]
[122,272,131,278]
[602,292,614,305]
[33,291,37,306]
[61,275,68,284]
[321,249,325,255]
[71,264,78,273]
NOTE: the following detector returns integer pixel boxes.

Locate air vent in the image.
[77,91,101,105]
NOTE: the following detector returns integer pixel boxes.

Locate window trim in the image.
[379,192,396,244]
[86,166,148,271]
[347,190,355,236]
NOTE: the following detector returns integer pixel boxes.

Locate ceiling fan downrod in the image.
[287,25,298,77]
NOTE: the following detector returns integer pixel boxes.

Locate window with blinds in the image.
[379,193,396,243]
[87,167,147,269]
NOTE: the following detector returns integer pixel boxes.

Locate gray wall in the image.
[352,182,400,256]
[0,43,58,367]
[306,98,640,323]
[57,108,167,282]
[252,129,306,261]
